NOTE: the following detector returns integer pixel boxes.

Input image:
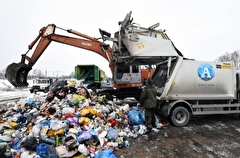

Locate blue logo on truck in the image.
[197,63,215,81]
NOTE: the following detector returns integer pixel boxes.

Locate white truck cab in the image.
[29,78,52,93]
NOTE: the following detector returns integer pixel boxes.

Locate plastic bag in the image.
[50,120,68,131]
[22,136,39,151]
[127,109,144,125]
[39,120,50,129]
[120,104,130,113]
[94,149,117,158]
[106,127,118,141]
[79,108,90,116]
[82,99,90,108]
[78,117,91,125]
[11,113,24,123]
[66,117,79,126]
[70,94,86,105]
[78,144,89,156]
[32,124,41,137]
[62,107,75,114]
[36,143,59,158]
[98,131,107,147]
[89,108,99,116]
[20,150,37,158]
[26,98,41,106]
[77,130,92,142]
[46,80,68,102]
[0,142,10,156]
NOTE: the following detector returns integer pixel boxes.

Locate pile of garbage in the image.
[0,79,164,158]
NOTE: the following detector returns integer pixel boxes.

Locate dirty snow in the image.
[0,79,32,102]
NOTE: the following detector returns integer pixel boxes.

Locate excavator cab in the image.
[5,61,32,88]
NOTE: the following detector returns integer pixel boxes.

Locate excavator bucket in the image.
[5,62,32,88]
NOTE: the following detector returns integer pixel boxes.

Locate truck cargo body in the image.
[74,65,105,89]
[153,57,240,126]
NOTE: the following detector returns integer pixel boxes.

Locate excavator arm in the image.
[5,24,113,87]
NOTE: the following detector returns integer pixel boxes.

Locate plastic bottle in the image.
[164,131,168,138]
[124,140,130,148]
[55,135,60,146]
[152,128,160,133]
[12,134,23,150]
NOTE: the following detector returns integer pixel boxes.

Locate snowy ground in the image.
[0,79,33,102]
[0,79,15,91]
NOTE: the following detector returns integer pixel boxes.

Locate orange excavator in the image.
[5,24,114,87]
[6,10,188,101]
[5,23,153,100]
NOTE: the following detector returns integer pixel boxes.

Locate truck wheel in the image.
[170,106,190,127]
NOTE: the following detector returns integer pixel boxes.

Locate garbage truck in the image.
[151,57,240,126]
[112,12,240,126]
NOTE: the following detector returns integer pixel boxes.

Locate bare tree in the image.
[215,49,240,69]
[32,69,43,78]
[0,69,6,79]
[69,72,74,78]
[215,50,239,62]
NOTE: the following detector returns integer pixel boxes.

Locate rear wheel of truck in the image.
[44,88,49,93]
[170,106,190,127]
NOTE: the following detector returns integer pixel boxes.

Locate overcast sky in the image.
[1,0,240,77]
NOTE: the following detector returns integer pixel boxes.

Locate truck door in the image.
[131,65,141,82]
[113,65,141,83]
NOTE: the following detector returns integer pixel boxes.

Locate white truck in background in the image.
[29,78,52,93]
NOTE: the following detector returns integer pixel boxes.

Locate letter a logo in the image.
[201,67,211,79]
[197,63,215,81]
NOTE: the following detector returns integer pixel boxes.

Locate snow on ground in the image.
[0,79,35,90]
[0,78,83,102]
[0,79,33,102]
[0,79,15,91]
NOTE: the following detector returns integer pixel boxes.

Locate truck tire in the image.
[44,88,49,93]
[170,106,190,127]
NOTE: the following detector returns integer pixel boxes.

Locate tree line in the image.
[0,68,74,80]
